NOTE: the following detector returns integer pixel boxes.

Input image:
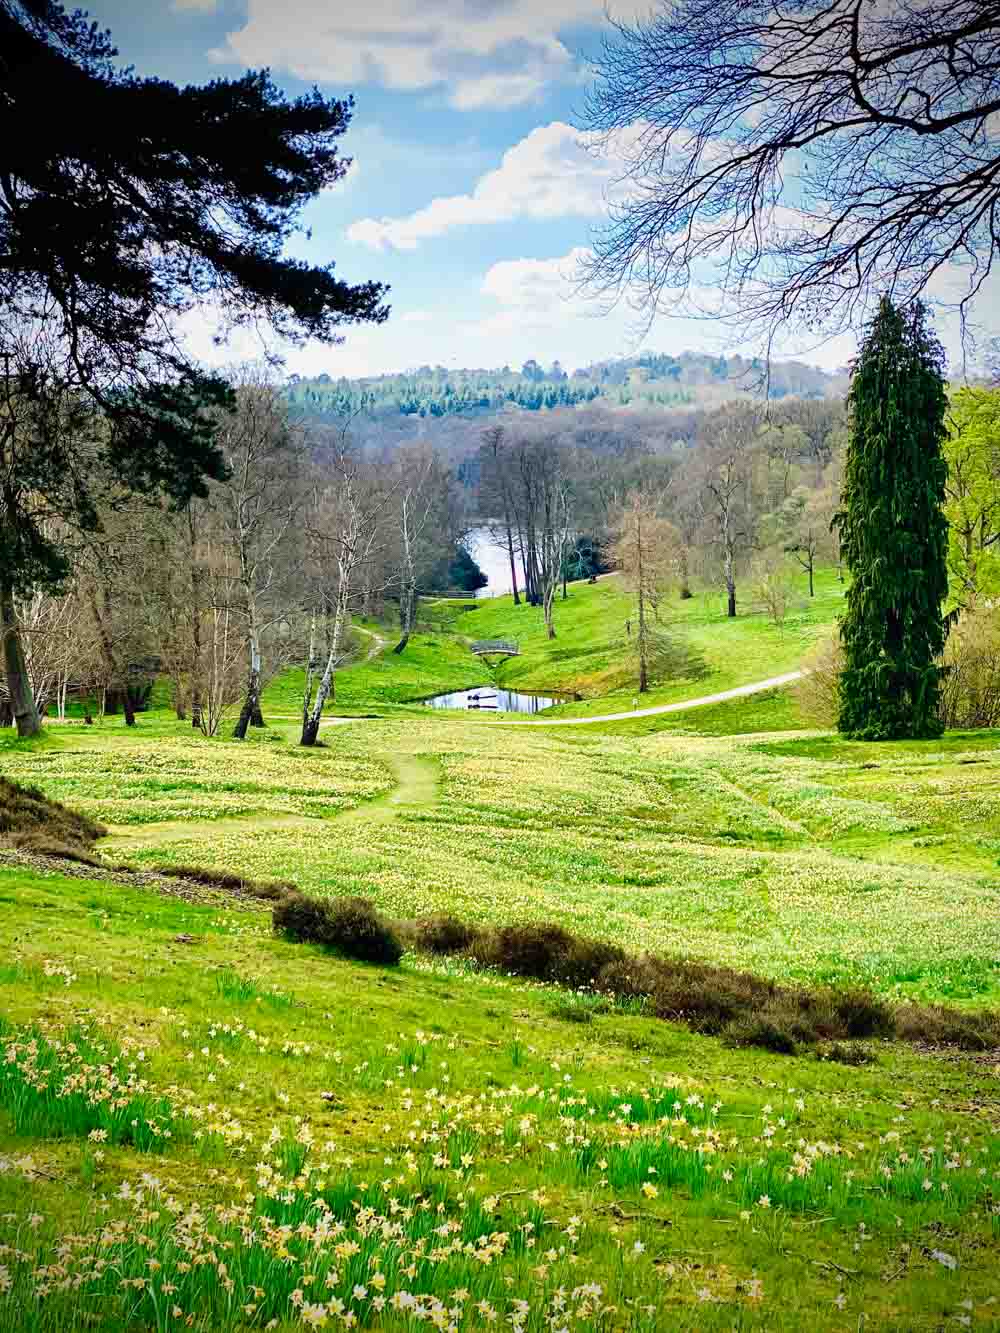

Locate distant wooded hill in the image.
[287,351,845,422]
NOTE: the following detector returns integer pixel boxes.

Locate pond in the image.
[424,686,564,714]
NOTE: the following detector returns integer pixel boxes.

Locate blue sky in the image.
[82,1,985,379]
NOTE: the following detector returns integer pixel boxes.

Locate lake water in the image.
[466,526,515,598]
[424,686,563,714]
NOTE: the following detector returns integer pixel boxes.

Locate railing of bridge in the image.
[470,639,520,656]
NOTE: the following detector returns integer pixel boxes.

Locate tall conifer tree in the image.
[836,298,949,739]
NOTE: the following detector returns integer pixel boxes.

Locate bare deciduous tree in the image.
[301,435,389,747]
[697,406,761,617]
[479,425,522,606]
[213,374,304,739]
[609,492,680,691]
[583,0,1000,339]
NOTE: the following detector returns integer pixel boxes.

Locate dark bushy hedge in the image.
[328,896,404,965]
[407,912,998,1057]
[1,776,106,864]
[415,914,482,955]
[468,922,627,990]
[273,893,403,965]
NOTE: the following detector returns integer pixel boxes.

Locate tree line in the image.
[5,324,998,741]
[286,350,840,424]
[476,395,845,646]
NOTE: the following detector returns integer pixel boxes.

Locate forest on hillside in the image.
[287,349,844,422]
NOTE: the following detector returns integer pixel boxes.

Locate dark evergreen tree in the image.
[0,0,388,736]
[426,543,487,594]
[836,298,949,740]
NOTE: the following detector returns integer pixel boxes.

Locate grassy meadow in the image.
[1,570,999,1330]
[441,567,846,717]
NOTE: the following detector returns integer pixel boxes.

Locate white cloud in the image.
[474,246,862,369]
[480,247,591,319]
[347,122,635,251]
[212,0,613,110]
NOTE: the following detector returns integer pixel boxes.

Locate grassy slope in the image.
[3,574,1000,1329]
[1,863,998,1331]
[264,628,482,715]
[3,713,998,1006]
[442,567,845,718]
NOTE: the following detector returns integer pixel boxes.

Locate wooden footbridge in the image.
[470,638,520,665]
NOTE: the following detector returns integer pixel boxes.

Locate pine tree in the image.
[836,298,949,739]
[0,1,388,736]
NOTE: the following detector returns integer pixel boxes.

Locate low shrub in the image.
[550,936,627,989]
[470,922,628,989]
[478,922,577,979]
[831,987,895,1039]
[595,955,662,1000]
[724,1013,800,1055]
[650,960,778,1035]
[895,1002,1000,1051]
[0,776,106,862]
[415,914,482,955]
[406,909,999,1058]
[327,896,404,965]
[155,864,294,901]
[817,1041,877,1066]
[273,893,333,945]
[273,893,403,966]
[940,607,1000,729]
[794,631,843,727]
[8,832,101,867]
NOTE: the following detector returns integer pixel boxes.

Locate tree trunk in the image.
[393,582,415,654]
[188,506,204,731]
[233,637,262,740]
[543,580,556,640]
[808,560,815,597]
[0,697,13,727]
[302,571,350,746]
[190,600,203,729]
[505,521,520,606]
[520,530,534,605]
[724,547,737,617]
[637,513,648,693]
[0,580,41,738]
[394,501,416,655]
[678,546,692,599]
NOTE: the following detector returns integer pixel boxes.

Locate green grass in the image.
[2,567,999,1328]
[262,626,481,714]
[1,864,999,1330]
[434,566,845,717]
[3,708,999,1005]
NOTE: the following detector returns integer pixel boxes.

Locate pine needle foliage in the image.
[836,298,949,739]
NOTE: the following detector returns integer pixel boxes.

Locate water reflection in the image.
[424,686,562,714]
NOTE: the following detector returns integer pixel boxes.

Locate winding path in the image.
[490,670,803,727]
[273,669,804,730]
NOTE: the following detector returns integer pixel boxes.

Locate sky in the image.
[85,0,994,381]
